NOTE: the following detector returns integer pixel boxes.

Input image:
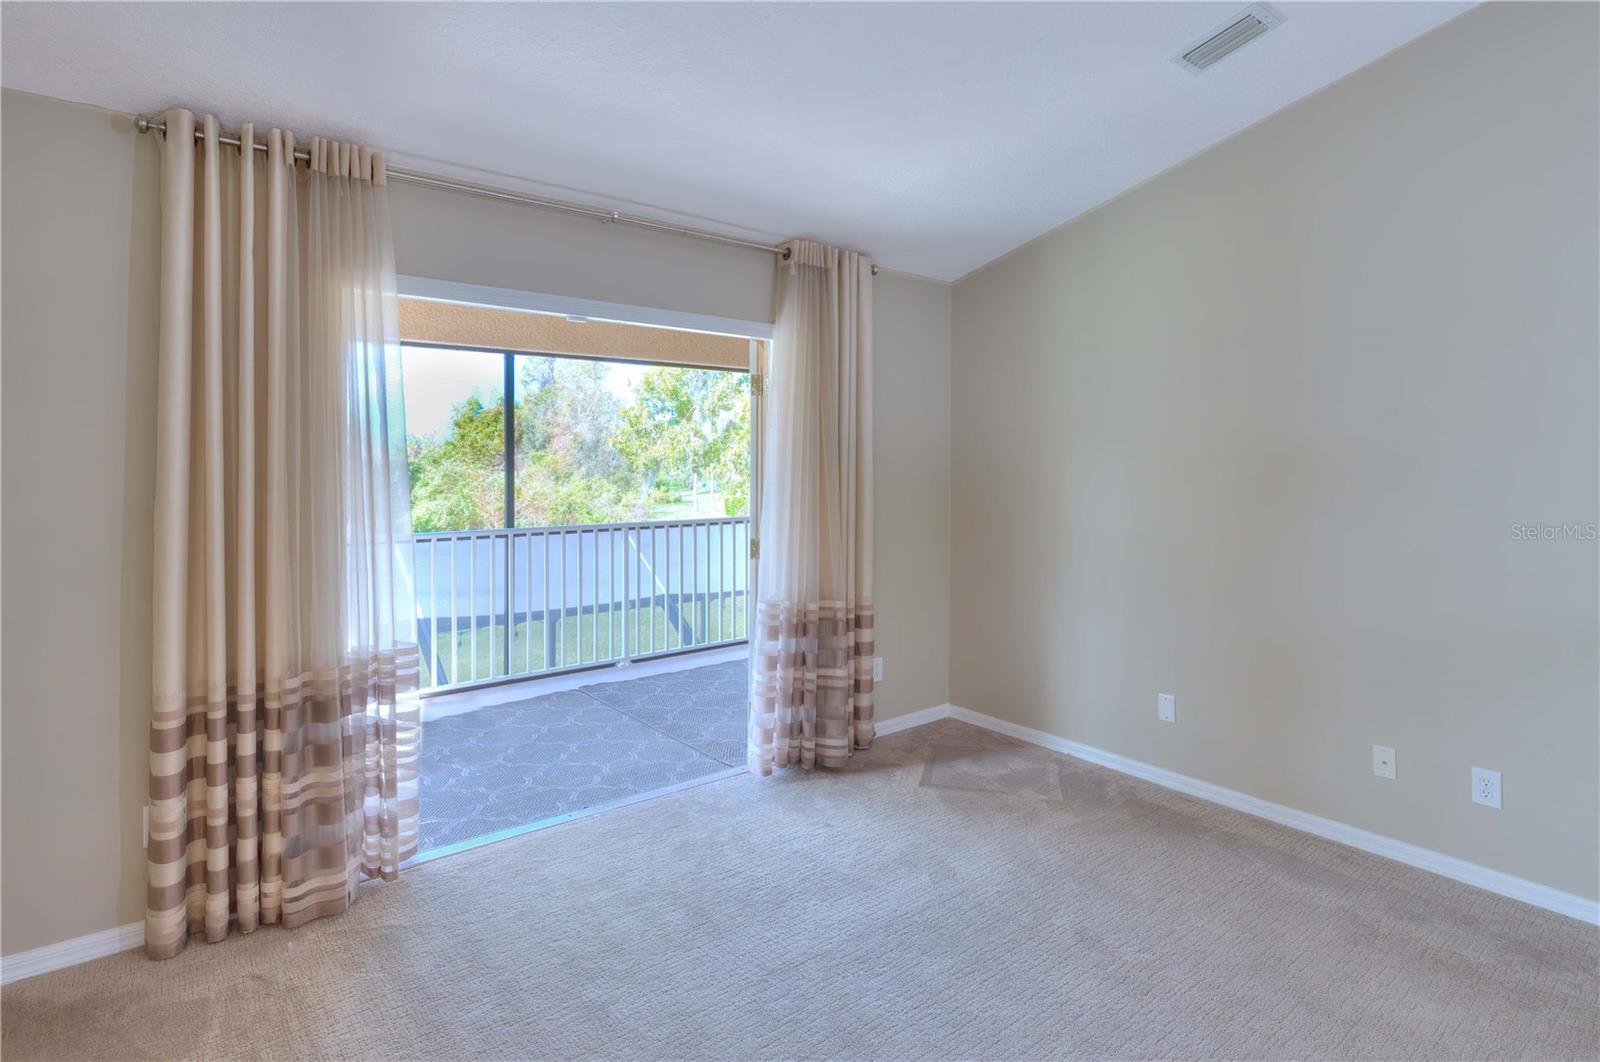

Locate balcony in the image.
[408,515,751,857]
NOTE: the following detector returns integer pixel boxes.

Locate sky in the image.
[401,345,648,439]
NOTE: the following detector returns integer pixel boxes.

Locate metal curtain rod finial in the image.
[132,113,877,273]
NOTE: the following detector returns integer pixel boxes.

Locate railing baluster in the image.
[427,538,438,686]
[563,527,569,668]
[639,524,646,656]
[451,534,457,684]
[549,529,557,669]
[650,525,659,655]
[542,531,549,672]
[490,533,498,677]
[574,530,582,665]
[622,526,632,664]
[577,528,582,665]
[592,527,599,665]
[583,528,592,664]
[503,530,512,677]
[644,524,650,655]
[406,516,747,693]
[413,540,426,687]
[608,527,616,662]
[467,540,476,681]
[524,532,533,673]
[582,528,589,664]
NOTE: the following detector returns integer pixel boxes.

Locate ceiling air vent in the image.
[1175,4,1283,73]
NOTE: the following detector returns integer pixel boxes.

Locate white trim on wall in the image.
[399,276,774,341]
[875,703,956,736]
[10,699,1594,986]
[0,922,144,985]
[922,703,1599,925]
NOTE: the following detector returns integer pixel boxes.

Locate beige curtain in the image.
[748,239,875,774]
[147,110,419,960]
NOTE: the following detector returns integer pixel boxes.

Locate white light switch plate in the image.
[1158,693,1176,723]
[872,656,883,683]
[1372,745,1396,779]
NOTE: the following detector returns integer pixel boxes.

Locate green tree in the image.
[405,356,750,532]
[408,394,505,531]
[513,358,639,526]
[613,367,749,516]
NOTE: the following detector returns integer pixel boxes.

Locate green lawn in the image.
[649,489,743,520]
[421,594,747,687]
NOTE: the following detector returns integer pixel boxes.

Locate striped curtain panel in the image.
[147,110,420,960]
[749,239,875,774]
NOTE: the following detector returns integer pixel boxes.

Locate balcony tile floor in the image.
[417,657,746,853]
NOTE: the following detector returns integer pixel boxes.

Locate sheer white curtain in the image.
[749,239,875,775]
[147,110,419,959]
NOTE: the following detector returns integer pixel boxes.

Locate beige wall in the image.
[950,3,1599,900]
[2,92,160,956]
[389,180,774,327]
[871,272,952,722]
[0,89,953,955]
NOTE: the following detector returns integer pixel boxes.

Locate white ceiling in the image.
[1,2,1470,281]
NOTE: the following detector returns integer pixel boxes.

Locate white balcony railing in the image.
[409,516,751,692]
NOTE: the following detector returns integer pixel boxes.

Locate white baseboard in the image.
[934,704,1599,926]
[9,701,1592,985]
[876,703,957,736]
[0,922,144,986]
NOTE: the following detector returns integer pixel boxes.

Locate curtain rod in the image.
[136,114,879,273]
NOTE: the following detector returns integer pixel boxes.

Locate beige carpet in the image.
[4,719,1596,1060]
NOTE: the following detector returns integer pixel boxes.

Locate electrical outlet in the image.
[872,656,883,683]
[1372,745,1396,779]
[1471,767,1502,809]
[1158,693,1176,723]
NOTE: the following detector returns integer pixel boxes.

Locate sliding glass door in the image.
[399,343,755,692]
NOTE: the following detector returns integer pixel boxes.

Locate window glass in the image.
[401,345,506,531]
[514,356,749,524]
[400,344,750,532]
